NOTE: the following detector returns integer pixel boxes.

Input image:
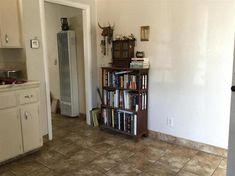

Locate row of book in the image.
[140,74,148,89]
[103,90,147,111]
[103,70,148,90]
[103,70,138,89]
[103,90,139,111]
[130,58,150,68]
[102,108,137,135]
[140,93,147,110]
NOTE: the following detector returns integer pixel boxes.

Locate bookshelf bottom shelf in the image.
[100,125,148,141]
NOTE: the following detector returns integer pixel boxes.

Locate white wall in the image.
[0,49,27,78]
[70,16,86,114]
[21,0,49,135]
[96,0,235,148]
[44,2,86,114]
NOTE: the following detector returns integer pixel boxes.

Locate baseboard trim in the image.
[149,130,227,157]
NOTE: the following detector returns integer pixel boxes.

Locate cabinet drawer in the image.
[0,93,17,109]
[19,89,39,105]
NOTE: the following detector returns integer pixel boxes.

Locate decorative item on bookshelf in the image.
[112,39,135,68]
[136,51,145,58]
[130,58,150,68]
[101,67,149,140]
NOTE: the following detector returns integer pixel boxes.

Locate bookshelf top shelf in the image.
[101,105,138,113]
[102,67,149,71]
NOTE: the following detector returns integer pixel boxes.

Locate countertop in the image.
[0,81,40,92]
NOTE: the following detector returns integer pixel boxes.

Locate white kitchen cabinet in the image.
[0,82,42,163]
[0,108,23,162]
[20,103,41,152]
[0,0,22,48]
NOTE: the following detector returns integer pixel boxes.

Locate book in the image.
[130,58,150,68]
[131,58,150,62]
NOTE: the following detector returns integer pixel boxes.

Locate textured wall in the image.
[96,0,235,148]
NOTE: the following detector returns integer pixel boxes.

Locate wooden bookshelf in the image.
[101,67,149,140]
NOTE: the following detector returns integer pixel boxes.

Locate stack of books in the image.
[130,58,150,68]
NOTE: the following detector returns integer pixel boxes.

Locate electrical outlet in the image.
[167,117,174,127]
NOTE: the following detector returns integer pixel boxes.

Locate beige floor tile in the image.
[212,168,227,176]
[138,172,152,176]
[106,148,135,162]
[68,163,105,176]
[125,152,154,171]
[219,158,227,169]
[106,163,142,176]
[158,154,190,172]
[33,149,66,166]
[52,142,84,157]
[67,149,100,165]
[26,166,55,176]
[141,145,165,163]
[144,161,177,176]
[183,152,222,176]
[0,167,15,176]
[176,170,199,176]
[158,146,198,172]
[118,140,146,153]
[90,142,114,154]
[7,157,47,176]
[91,155,118,172]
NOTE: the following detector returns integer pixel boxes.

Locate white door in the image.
[20,103,42,152]
[227,47,235,175]
[0,108,23,162]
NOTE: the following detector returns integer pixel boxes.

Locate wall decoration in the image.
[140,26,150,41]
[98,22,114,56]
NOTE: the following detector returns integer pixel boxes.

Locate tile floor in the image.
[0,114,227,176]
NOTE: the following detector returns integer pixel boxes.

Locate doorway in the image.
[40,0,93,140]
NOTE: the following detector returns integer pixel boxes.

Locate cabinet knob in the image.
[5,34,9,43]
[25,112,31,120]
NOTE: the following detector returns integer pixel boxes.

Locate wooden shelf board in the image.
[102,67,149,71]
[101,105,137,113]
[103,86,148,92]
[100,125,136,137]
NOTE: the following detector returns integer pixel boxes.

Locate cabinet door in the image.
[0,0,22,48]
[20,103,42,152]
[0,108,23,162]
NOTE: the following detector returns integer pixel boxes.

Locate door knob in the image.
[231,86,235,92]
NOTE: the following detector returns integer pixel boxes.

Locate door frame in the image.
[39,0,93,140]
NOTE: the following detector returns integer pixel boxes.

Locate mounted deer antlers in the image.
[98,22,114,44]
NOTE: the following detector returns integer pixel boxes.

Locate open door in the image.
[227,42,235,176]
